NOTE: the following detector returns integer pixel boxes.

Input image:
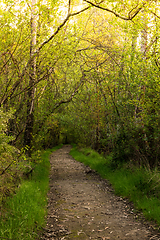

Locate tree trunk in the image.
[24,0,37,156]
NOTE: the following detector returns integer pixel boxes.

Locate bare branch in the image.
[1,161,14,175]
[1,3,90,106]
[151,11,160,19]
[38,16,70,52]
[68,0,71,15]
[70,6,90,17]
[38,5,90,52]
[83,0,144,20]
[51,72,86,111]
[6,70,53,101]
[34,72,86,134]
[0,34,21,74]
[145,36,159,55]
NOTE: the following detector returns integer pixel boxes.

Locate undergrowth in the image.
[70,146,160,227]
[0,144,62,240]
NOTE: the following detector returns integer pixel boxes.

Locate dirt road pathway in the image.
[40,145,160,240]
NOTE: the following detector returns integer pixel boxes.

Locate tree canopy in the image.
[0,0,160,168]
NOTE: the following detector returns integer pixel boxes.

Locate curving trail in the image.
[40,145,160,240]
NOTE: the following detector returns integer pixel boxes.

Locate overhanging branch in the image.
[34,71,86,134]
[38,4,90,52]
[1,2,90,105]
[83,0,144,20]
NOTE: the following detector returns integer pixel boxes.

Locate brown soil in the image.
[39,145,160,240]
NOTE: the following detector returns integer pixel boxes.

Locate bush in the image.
[0,108,28,203]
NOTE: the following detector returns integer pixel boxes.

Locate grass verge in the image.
[0,144,63,240]
[70,146,160,228]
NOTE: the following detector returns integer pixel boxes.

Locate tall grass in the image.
[70,146,160,227]
[0,145,62,240]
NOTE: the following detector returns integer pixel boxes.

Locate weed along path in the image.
[40,145,160,240]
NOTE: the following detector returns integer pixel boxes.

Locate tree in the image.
[24,0,37,155]
[0,0,159,168]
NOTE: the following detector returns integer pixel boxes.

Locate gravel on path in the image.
[39,145,160,240]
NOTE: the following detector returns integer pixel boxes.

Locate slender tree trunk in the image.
[95,79,100,150]
[24,0,37,156]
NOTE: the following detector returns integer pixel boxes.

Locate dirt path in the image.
[40,145,160,240]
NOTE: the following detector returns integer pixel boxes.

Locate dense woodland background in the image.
[0,0,160,199]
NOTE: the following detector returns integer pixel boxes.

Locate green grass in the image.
[70,146,160,227]
[0,145,62,240]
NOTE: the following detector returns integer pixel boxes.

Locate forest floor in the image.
[39,145,160,240]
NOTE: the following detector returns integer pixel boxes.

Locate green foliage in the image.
[0,108,15,145]
[70,146,160,225]
[0,0,160,234]
[0,147,59,240]
[0,0,160,168]
[0,108,24,202]
[34,114,61,150]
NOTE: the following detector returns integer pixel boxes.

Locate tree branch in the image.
[1,161,14,175]
[52,74,85,111]
[6,69,53,101]
[38,5,90,52]
[151,11,160,19]
[83,0,144,20]
[145,36,159,56]
[1,3,90,106]
[34,72,86,134]
[0,34,21,75]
